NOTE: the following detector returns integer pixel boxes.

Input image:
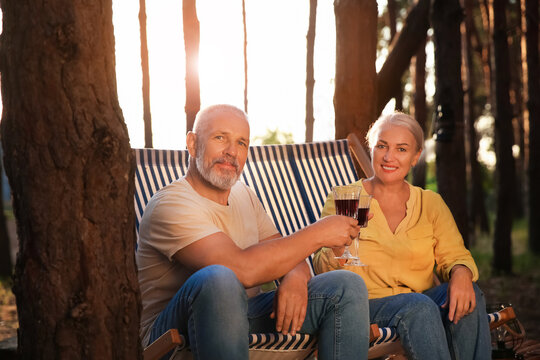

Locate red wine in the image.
[335,199,359,217]
[356,207,369,227]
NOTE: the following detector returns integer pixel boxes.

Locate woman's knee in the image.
[400,293,441,322]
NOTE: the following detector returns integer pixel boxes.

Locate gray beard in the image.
[195,153,240,190]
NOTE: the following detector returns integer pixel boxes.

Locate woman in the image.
[314,112,491,359]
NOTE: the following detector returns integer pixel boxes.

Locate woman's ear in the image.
[412,149,422,167]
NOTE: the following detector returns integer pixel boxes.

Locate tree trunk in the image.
[0,1,141,358]
[0,153,12,277]
[376,0,431,117]
[242,0,248,113]
[183,0,201,132]
[509,0,526,219]
[464,0,490,237]
[431,0,470,248]
[492,0,516,273]
[411,37,428,189]
[334,0,378,144]
[387,0,403,111]
[305,0,317,143]
[525,0,540,253]
[139,0,153,148]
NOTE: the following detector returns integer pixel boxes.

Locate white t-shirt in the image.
[137,177,278,346]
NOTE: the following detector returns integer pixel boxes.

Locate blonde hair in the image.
[366,112,424,151]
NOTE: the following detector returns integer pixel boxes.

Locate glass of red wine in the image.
[332,185,362,263]
[347,194,372,266]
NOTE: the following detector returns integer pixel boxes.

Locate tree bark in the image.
[387,0,403,111]
[492,0,516,273]
[431,0,470,248]
[463,0,490,237]
[0,1,141,358]
[376,0,431,117]
[334,0,378,144]
[139,0,153,148]
[305,0,317,143]
[525,0,540,253]
[411,37,428,189]
[183,0,201,132]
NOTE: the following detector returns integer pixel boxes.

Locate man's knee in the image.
[192,265,245,299]
[314,270,368,301]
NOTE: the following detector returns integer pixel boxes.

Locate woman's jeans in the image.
[369,283,492,360]
[149,265,370,360]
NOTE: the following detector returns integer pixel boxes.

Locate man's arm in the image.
[172,215,358,288]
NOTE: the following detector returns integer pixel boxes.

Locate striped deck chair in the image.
[134,137,519,360]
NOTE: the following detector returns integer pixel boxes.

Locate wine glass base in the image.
[344,260,367,266]
[334,255,359,260]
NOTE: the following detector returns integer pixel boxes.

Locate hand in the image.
[311,215,359,248]
[270,269,309,335]
[442,265,476,324]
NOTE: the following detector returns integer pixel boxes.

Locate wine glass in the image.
[332,185,362,263]
[346,194,372,266]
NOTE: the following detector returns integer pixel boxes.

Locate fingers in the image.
[274,298,306,335]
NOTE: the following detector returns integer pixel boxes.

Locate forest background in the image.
[0,0,539,358]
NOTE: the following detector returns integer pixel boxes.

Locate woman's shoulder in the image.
[408,183,444,205]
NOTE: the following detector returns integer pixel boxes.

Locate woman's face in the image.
[371,123,421,184]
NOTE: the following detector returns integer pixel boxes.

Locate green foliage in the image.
[252,128,294,145]
[471,216,538,280]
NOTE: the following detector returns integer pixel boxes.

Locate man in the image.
[137,104,369,359]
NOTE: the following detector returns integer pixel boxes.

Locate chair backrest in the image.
[134,139,359,240]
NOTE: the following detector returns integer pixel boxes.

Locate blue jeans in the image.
[369,283,491,360]
[149,265,370,360]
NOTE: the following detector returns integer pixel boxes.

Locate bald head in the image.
[193,104,249,141]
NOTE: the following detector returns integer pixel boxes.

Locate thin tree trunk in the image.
[242,0,248,113]
[306,0,317,142]
[525,0,540,253]
[431,0,470,248]
[183,0,201,132]
[387,0,403,111]
[411,37,427,189]
[492,0,516,273]
[510,0,526,219]
[334,0,378,143]
[139,0,153,148]
[0,0,141,358]
[376,0,430,117]
[464,0,490,237]
[480,0,494,106]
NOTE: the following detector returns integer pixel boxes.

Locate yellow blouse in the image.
[313,180,479,299]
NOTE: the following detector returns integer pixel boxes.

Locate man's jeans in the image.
[149,265,370,360]
[369,283,492,360]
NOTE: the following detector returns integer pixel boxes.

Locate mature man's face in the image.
[195,112,250,190]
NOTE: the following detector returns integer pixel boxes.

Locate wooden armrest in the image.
[369,323,380,343]
[489,307,516,331]
[347,133,374,178]
[143,329,184,360]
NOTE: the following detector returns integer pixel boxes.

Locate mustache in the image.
[212,156,239,170]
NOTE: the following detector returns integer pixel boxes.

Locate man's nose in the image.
[224,142,238,157]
